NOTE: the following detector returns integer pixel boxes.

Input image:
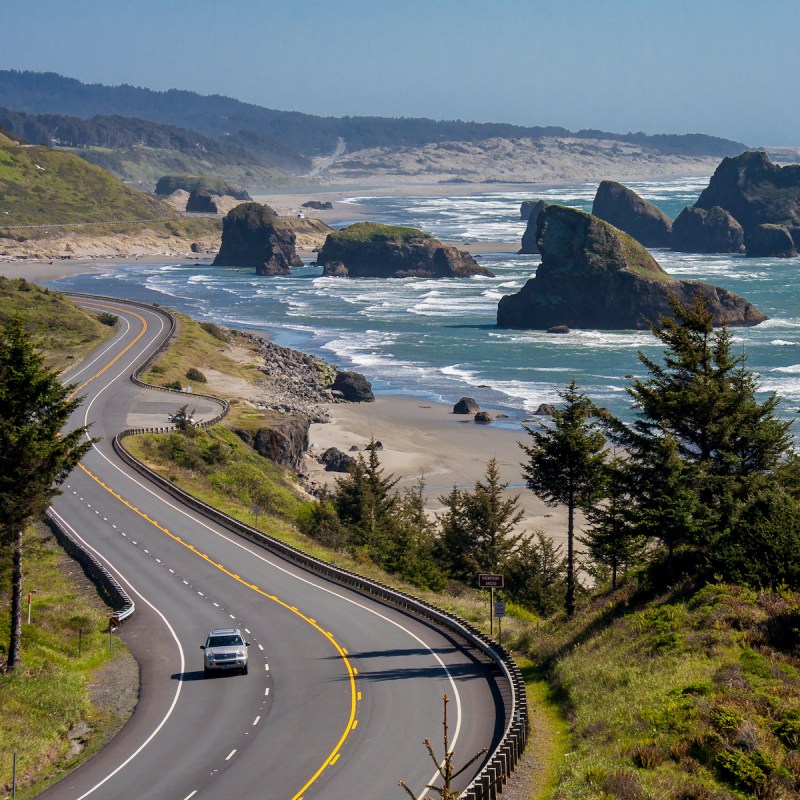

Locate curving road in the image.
[40,297,506,800]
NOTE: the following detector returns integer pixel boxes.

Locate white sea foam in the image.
[771,340,798,346]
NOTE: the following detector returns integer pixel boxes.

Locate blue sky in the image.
[5,0,798,146]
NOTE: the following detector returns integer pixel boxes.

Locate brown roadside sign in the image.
[478,573,504,588]
[109,615,121,628]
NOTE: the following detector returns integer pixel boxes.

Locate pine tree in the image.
[580,456,648,589]
[332,439,398,561]
[435,486,474,581]
[506,531,567,614]
[0,319,93,669]
[460,456,524,573]
[607,298,794,579]
[521,380,607,615]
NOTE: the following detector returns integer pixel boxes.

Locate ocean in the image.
[48,177,800,429]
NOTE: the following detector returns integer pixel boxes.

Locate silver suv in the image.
[201,628,250,676]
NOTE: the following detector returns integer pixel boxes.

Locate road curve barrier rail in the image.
[45,509,135,624]
[114,430,528,799]
[65,292,527,797]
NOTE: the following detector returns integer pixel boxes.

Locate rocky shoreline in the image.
[233,331,371,424]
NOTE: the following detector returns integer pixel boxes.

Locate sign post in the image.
[478,574,504,637]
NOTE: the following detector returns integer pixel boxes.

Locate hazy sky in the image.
[5,0,798,146]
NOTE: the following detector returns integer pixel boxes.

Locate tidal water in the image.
[49,178,800,429]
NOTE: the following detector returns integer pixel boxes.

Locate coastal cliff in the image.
[316,222,494,278]
[497,206,765,330]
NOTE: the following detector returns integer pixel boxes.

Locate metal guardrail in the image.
[45,510,135,623]
[66,292,528,797]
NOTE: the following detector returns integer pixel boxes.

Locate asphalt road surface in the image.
[40,297,506,800]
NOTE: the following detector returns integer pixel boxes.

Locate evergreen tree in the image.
[460,457,524,573]
[521,380,607,616]
[506,531,567,614]
[0,319,93,669]
[390,476,445,589]
[580,456,648,589]
[435,486,474,581]
[332,440,398,560]
[607,298,794,580]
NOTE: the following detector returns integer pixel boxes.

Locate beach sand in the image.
[305,394,573,546]
[1,197,573,546]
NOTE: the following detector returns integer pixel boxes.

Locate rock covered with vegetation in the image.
[155,175,252,200]
[591,180,673,247]
[213,202,303,275]
[671,205,745,253]
[519,200,550,254]
[497,206,765,329]
[316,222,494,279]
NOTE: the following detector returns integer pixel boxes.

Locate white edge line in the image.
[49,508,186,800]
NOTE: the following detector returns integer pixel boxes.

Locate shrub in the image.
[185,367,207,383]
[200,321,229,341]
[631,744,665,769]
[97,312,117,326]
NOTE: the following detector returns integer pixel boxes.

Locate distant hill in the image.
[0,70,749,160]
[0,134,177,230]
[0,106,298,189]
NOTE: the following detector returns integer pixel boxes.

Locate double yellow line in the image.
[72,300,359,799]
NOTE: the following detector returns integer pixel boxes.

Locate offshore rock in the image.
[453,397,480,414]
[213,202,303,275]
[672,206,745,253]
[316,222,494,279]
[592,180,673,248]
[746,224,797,258]
[232,411,310,472]
[497,205,766,330]
[519,200,550,254]
[695,150,800,237]
[331,370,374,402]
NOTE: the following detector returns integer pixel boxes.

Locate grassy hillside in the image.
[0,522,137,798]
[0,137,176,231]
[0,276,114,369]
[529,581,800,800]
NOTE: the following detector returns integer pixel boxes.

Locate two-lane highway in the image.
[41,297,505,799]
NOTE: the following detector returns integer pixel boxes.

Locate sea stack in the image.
[497,205,766,330]
[213,202,303,275]
[591,180,673,248]
[316,222,494,278]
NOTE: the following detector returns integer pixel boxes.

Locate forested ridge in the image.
[0,70,748,159]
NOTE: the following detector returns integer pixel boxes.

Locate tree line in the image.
[301,299,800,616]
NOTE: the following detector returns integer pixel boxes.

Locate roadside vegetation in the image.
[126,298,800,799]
[0,276,113,370]
[0,522,136,798]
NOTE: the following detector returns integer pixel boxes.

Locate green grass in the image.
[140,312,264,391]
[528,582,800,799]
[329,221,433,244]
[0,140,177,234]
[0,523,137,798]
[0,277,114,370]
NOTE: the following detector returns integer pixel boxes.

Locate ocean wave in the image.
[770,339,798,346]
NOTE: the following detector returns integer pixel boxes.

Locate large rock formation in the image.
[497,205,766,330]
[695,150,800,236]
[316,222,494,278]
[331,371,374,402]
[232,411,309,472]
[671,206,745,253]
[746,224,797,258]
[591,181,673,248]
[519,200,550,254]
[186,188,218,213]
[213,202,303,276]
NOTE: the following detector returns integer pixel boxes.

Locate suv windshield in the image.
[207,635,243,648]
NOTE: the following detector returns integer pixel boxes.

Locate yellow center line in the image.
[70,301,358,798]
